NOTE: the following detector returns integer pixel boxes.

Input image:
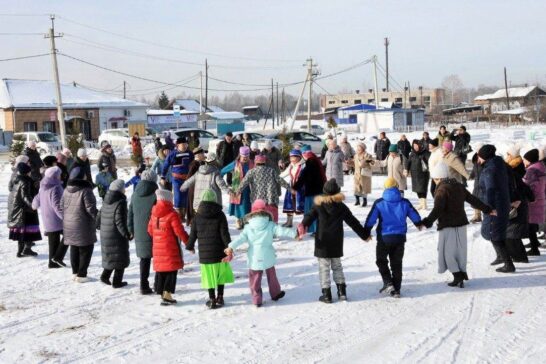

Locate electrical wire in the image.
[0,53,50,62]
[0,32,44,36]
[313,80,332,96]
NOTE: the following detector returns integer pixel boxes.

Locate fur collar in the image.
[314,193,345,205]
[507,156,522,169]
[243,210,273,224]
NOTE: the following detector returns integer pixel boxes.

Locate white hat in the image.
[77,148,87,158]
[27,140,36,149]
[250,141,259,150]
[206,152,217,163]
[109,179,125,193]
[430,162,449,179]
[265,140,273,149]
[506,145,520,158]
[15,155,29,165]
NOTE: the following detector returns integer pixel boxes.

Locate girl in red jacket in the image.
[148,189,189,306]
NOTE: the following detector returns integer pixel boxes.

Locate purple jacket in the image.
[32,175,64,233]
[523,162,546,224]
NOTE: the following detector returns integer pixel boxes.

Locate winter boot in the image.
[282,215,293,228]
[526,247,541,256]
[141,286,154,295]
[336,283,347,301]
[100,272,112,286]
[379,282,394,295]
[354,196,360,206]
[490,244,503,265]
[161,291,177,306]
[390,290,401,298]
[319,288,332,304]
[272,291,285,301]
[22,243,38,257]
[16,241,25,258]
[362,198,368,207]
[447,272,465,288]
[112,281,128,288]
[206,299,218,309]
[496,260,516,273]
[461,272,469,281]
[51,258,67,267]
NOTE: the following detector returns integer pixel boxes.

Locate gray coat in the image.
[180,163,228,210]
[323,146,345,187]
[128,180,157,258]
[62,179,98,247]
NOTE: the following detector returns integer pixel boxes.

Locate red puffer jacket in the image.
[148,200,189,272]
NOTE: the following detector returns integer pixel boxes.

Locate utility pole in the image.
[384,37,390,91]
[404,82,407,108]
[372,55,380,109]
[271,78,274,129]
[307,58,313,130]
[205,58,208,111]
[199,71,203,115]
[504,67,511,123]
[281,88,285,125]
[408,81,412,107]
[276,82,279,127]
[123,80,126,99]
[45,14,67,148]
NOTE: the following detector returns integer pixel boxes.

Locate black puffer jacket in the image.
[469,153,483,197]
[69,157,93,183]
[187,201,231,264]
[397,139,411,159]
[374,138,391,161]
[97,190,131,270]
[8,174,38,228]
[23,147,43,184]
[98,149,117,178]
[406,150,430,194]
[479,156,510,242]
[302,193,367,258]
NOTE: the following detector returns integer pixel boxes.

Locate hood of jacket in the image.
[382,187,402,202]
[134,180,158,197]
[66,178,94,193]
[314,193,346,215]
[152,200,175,218]
[40,174,62,190]
[103,190,126,205]
[196,201,223,218]
[197,163,217,175]
[244,211,273,230]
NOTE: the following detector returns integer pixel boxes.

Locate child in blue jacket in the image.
[364,177,422,298]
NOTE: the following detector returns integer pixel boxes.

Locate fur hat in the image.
[156,188,173,202]
[506,145,520,158]
[388,144,398,153]
[77,148,87,158]
[17,162,31,175]
[255,154,266,164]
[109,179,125,193]
[323,178,341,195]
[43,155,57,168]
[205,152,217,163]
[250,141,259,150]
[239,146,250,157]
[384,177,398,189]
[251,199,267,213]
[430,162,449,179]
[15,155,29,165]
[442,141,453,152]
[478,144,496,160]
[523,149,539,164]
[176,136,188,144]
[141,169,157,182]
[45,166,62,179]
[201,189,217,203]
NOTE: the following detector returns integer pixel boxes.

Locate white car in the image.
[166,128,216,152]
[299,124,325,135]
[12,132,62,156]
[256,131,323,155]
[208,131,264,154]
[98,128,130,148]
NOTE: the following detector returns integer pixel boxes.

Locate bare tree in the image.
[441,74,464,106]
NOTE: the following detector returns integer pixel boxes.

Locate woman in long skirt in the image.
[221,146,254,229]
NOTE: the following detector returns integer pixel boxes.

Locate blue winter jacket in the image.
[125,175,141,189]
[161,149,194,179]
[479,156,510,242]
[364,187,422,244]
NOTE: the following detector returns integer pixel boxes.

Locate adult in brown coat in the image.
[353,143,374,207]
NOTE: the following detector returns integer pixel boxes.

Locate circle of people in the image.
[8,126,546,307]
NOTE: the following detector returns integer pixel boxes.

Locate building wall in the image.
[321,88,445,112]
[99,107,148,131]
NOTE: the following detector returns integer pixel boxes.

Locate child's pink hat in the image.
[251,199,267,213]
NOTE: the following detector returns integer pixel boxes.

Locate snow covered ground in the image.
[1,129,546,363]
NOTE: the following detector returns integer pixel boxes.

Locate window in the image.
[341,100,348,104]
[395,97,403,102]
[199,131,215,138]
[367,99,374,103]
[24,122,37,131]
[353,99,362,104]
[409,97,417,102]
[43,121,56,133]
[328,100,335,105]
[381,98,389,102]
[424,96,431,102]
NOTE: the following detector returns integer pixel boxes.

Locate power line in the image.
[0,13,50,17]
[0,53,50,62]
[314,80,332,96]
[0,32,44,36]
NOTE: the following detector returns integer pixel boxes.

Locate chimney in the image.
[355,90,360,94]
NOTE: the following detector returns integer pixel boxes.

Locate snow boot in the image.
[100,274,111,285]
[22,246,38,257]
[527,247,541,256]
[272,291,285,301]
[448,272,465,288]
[48,261,62,269]
[390,290,401,298]
[496,261,516,273]
[336,283,347,301]
[282,216,293,228]
[461,272,469,281]
[354,196,360,206]
[490,244,503,265]
[16,241,25,258]
[362,198,368,207]
[161,291,177,306]
[216,295,224,307]
[206,299,218,309]
[112,281,128,288]
[141,286,154,295]
[51,258,67,267]
[319,288,332,304]
[379,283,394,295]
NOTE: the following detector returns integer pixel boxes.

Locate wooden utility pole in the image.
[504,67,510,110]
[276,82,279,127]
[281,88,285,124]
[384,37,390,91]
[205,58,208,111]
[123,80,126,99]
[271,78,274,128]
[199,71,203,115]
[45,14,67,147]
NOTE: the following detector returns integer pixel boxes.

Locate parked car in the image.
[299,124,325,135]
[12,132,62,156]
[208,131,264,154]
[98,128,130,148]
[165,128,216,152]
[256,131,323,155]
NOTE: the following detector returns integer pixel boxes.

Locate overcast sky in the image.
[1,0,545,99]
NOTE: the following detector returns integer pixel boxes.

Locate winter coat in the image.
[8,168,18,193]
[57,163,69,188]
[469,153,483,197]
[95,171,114,199]
[479,156,510,242]
[8,174,38,228]
[151,151,171,183]
[301,193,367,258]
[70,157,93,183]
[374,137,391,161]
[437,131,451,146]
[263,147,282,174]
[406,150,430,194]
[444,152,470,183]
[216,139,241,167]
[323,146,345,187]
[187,201,231,264]
[507,165,532,240]
[451,131,471,158]
[229,211,296,270]
[237,165,289,205]
[353,152,374,195]
[420,137,432,152]
[428,147,443,173]
[523,162,546,224]
[98,149,117,177]
[180,163,228,210]
[339,141,355,160]
[364,188,422,244]
[131,136,142,157]
[397,139,411,159]
[293,155,326,197]
[96,191,131,270]
[148,200,189,272]
[32,174,63,233]
[62,179,97,246]
[384,154,407,190]
[23,147,43,184]
[422,179,491,230]
[162,149,194,178]
[128,180,158,258]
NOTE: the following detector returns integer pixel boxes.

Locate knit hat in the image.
[388,144,398,153]
[176,136,188,144]
[250,141,259,150]
[265,140,273,149]
[109,179,125,193]
[478,144,496,160]
[239,146,250,157]
[192,147,204,155]
[205,152,217,163]
[523,149,539,164]
[300,144,311,153]
[459,125,466,131]
[356,142,366,151]
[384,177,398,189]
[69,167,84,180]
[17,162,31,175]
[225,132,233,137]
[43,155,57,168]
[77,148,87,158]
[45,166,62,179]
[442,141,453,152]
[255,154,266,164]
[156,188,173,202]
[323,178,341,195]
[251,199,267,213]
[56,151,67,165]
[62,148,72,157]
[141,169,157,182]
[506,145,521,158]
[430,162,449,179]
[289,149,302,158]
[201,189,217,203]
[15,155,29,165]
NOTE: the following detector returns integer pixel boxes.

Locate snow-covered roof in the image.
[0,79,149,109]
[147,109,198,116]
[242,105,261,110]
[206,111,245,120]
[495,107,530,115]
[474,86,543,101]
[173,99,209,113]
[208,105,225,112]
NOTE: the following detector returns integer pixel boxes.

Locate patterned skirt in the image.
[9,225,42,242]
[282,188,305,214]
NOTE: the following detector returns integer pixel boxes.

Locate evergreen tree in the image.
[158,91,170,109]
